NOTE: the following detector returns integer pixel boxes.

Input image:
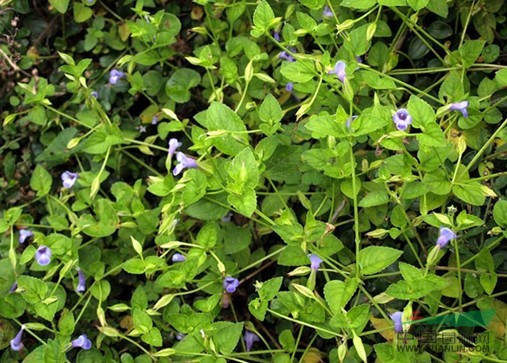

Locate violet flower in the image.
[285,82,293,92]
[91,91,98,98]
[322,6,333,17]
[449,101,469,118]
[244,331,260,351]
[392,108,412,131]
[71,334,92,350]
[10,325,24,351]
[346,115,358,129]
[173,152,198,176]
[168,138,182,159]
[35,246,52,266]
[9,282,18,293]
[151,115,159,125]
[19,229,33,244]
[172,253,186,262]
[390,311,403,333]
[309,254,323,271]
[61,171,79,189]
[436,227,457,248]
[109,69,125,85]
[328,61,347,83]
[279,48,296,62]
[223,276,240,293]
[273,31,281,42]
[76,268,86,293]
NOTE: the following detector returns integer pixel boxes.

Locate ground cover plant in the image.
[1,0,507,362]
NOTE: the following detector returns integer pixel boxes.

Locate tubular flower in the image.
[244,331,260,351]
[35,246,52,266]
[76,268,86,293]
[285,82,294,92]
[71,334,92,350]
[309,254,323,271]
[346,115,358,129]
[109,69,125,85]
[328,61,347,83]
[436,227,457,248]
[322,5,333,17]
[223,276,240,293]
[171,253,186,262]
[10,325,24,351]
[168,138,182,159]
[390,311,403,333]
[19,229,33,244]
[449,101,469,118]
[392,108,412,131]
[279,47,296,62]
[173,152,198,176]
[61,171,79,189]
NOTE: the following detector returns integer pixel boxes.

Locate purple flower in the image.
[91,91,98,98]
[221,212,233,222]
[273,31,281,42]
[223,276,240,293]
[71,334,92,350]
[322,6,333,17]
[151,115,159,125]
[449,101,469,118]
[109,69,125,85]
[10,325,24,351]
[328,61,347,83]
[168,138,182,158]
[19,229,33,244]
[35,245,52,266]
[390,311,403,333]
[173,152,198,176]
[436,227,457,248]
[309,254,322,271]
[171,253,186,262]
[244,331,260,351]
[76,268,86,293]
[346,115,358,129]
[9,282,18,293]
[279,48,296,62]
[175,332,185,340]
[392,108,412,131]
[61,171,79,189]
[285,82,293,92]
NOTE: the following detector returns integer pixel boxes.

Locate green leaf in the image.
[30,165,52,197]
[28,105,47,126]
[427,0,448,17]
[407,0,429,11]
[212,321,244,355]
[459,40,485,68]
[358,246,403,275]
[407,95,435,128]
[142,327,163,347]
[280,59,315,83]
[165,69,201,103]
[297,0,325,9]
[259,94,282,126]
[386,275,447,299]
[227,147,259,191]
[252,0,274,33]
[49,0,69,13]
[258,277,283,301]
[73,2,92,23]
[197,222,219,249]
[194,102,248,156]
[340,0,376,9]
[249,298,268,320]
[452,182,485,206]
[493,200,507,228]
[324,279,358,314]
[227,188,256,217]
[358,190,390,207]
[422,168,451,195]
